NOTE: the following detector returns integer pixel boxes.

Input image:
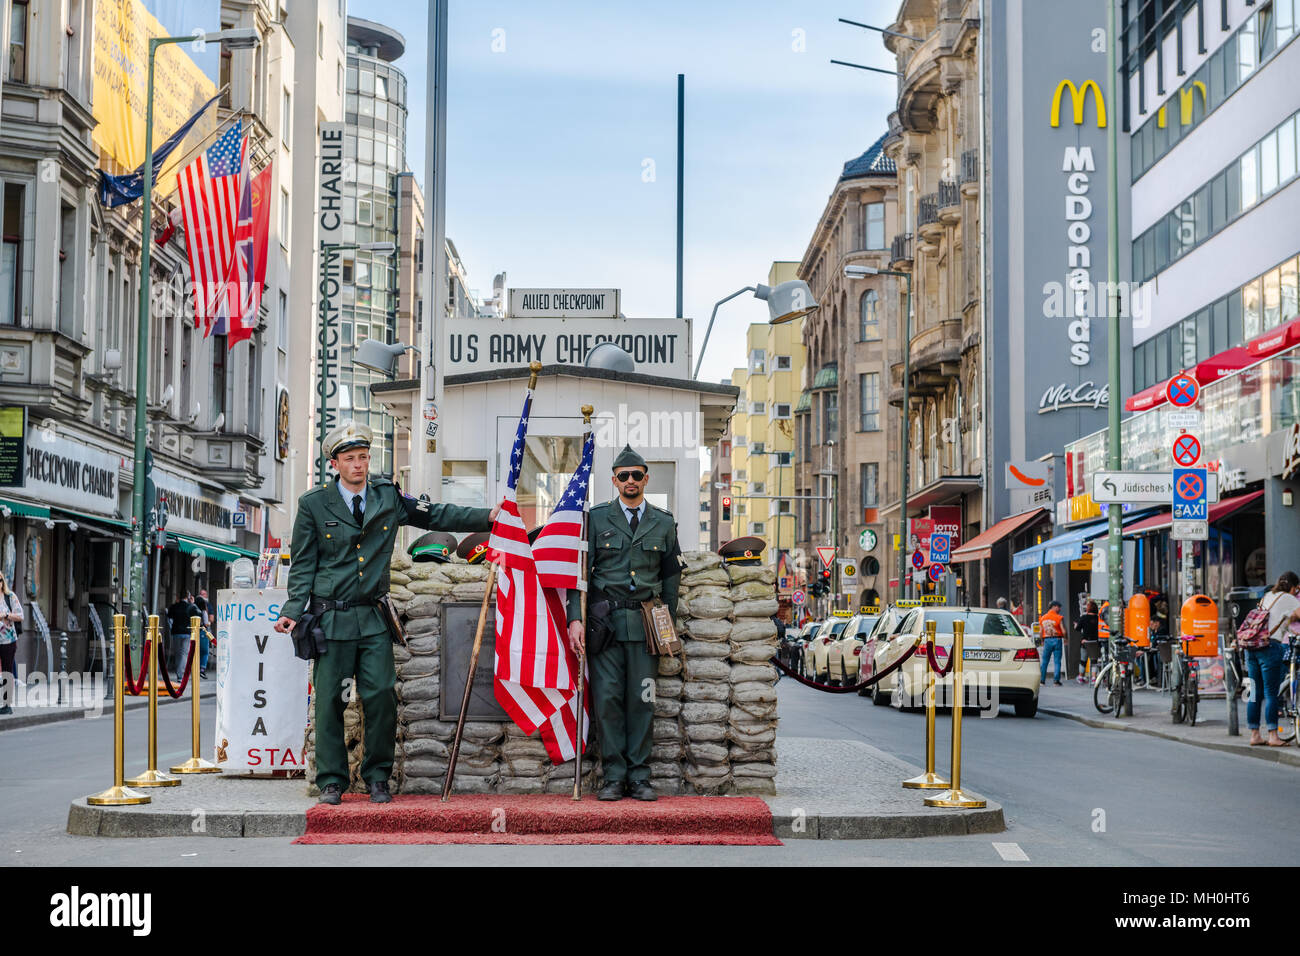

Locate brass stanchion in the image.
[903,620,949,789]
[88,614,151,806]
[126,615,180,788]
[171,616,220,774]
[925,619,987,808]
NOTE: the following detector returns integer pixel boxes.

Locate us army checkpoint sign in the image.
[213,589,310,772]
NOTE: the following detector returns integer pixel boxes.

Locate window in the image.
[8,1,28,83]
[2,184,25,326]
[775,355,792,371]
[751,401,765,415]
[824,391,838,442]
[280,188,290,249]
[442,460,489,507]
[751,441,765,454]
[751,482,765,495]
[318,22,324,58]
[278,290,289,350]
[859,372,880,431]
[751,522,766,535]
[212,335,228,424]
[863,201,885,249]
[283,89,292,148]
[860,462,879,509]
[774,403,792,419]
[859,289,880,340]
[736,469,747,481]
[57,204,76,337]
[749,349,765,374]
[735,435,747,447]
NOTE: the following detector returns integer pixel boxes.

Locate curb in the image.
[0,690,216,733]
[67,796,1005,841]
[1040,706,1300,768]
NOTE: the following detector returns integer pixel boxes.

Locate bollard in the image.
[87,615,151,806]
[925,620,986,808]
[126,615,181,788]
[171,616,220,774]
[903,620,949,790]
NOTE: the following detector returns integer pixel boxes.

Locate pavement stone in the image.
[1036,678,1300,768]
[66,737,1004,841]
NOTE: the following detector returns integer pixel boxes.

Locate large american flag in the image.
[177,120,244,335]
[490,386,587,763]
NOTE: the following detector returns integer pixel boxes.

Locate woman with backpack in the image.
[0,572,24,715]
[1239,570,1300,747]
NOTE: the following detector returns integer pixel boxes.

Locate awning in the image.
[0,496,50,519]
[951,508,1049,563]
[168,533,259,563]
[1122,489,1265,536]
[879,475,983,517]
[1195,346,1254,384]
[52,507,130,537]
[1125,380,1168,412]
[1013,518,1109,570]
[1246,315,1300,359]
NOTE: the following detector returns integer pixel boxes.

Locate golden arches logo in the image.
[1050,79,1106,128]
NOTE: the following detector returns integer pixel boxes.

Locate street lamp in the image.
[694,280,818,378]
[129,27,261,648]
[354,340,421,377]
[845,263,912,601]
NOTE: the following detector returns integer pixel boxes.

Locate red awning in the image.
[950,508,1049,563]
[1195,346,1254,384]
[1125,380,1169,412]
[1121,489,1265,536]
[1246,315,1300,358]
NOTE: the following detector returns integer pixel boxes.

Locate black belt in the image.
[607,598,645,610]
[311,594,385,613]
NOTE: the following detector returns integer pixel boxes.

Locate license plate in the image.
[963,649,1000,661]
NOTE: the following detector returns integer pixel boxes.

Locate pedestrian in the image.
[1245,571,1300,747]
[566,445,682,802]
[1074,600,1100,684]
[1039,600,1065,685]
[1010,594,1025,624]
[166,592,201,678]
[193,588,212,678]
[274,421,497,805]
[996,597,1009,610]
[0,573,23,715]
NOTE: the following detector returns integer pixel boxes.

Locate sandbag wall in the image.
[303,549,779,796]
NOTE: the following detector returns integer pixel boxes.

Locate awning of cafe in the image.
[1125,380,1168,412]
[1194,346,1254,384]
[1121,489,1265,537]
[951,508,1049,563]
[1246,315,1300,359]
[168,533,260,563]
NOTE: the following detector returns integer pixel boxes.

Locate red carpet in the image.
[293,794,781,846]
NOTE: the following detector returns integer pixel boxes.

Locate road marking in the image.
[993,842,1029,861]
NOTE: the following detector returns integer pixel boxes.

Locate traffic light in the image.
[721,496,732,522]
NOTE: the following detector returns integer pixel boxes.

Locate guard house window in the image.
[1,184,25,326]
[859,290,880,340]
[860,462,879,509]
[8,1,28,83]
[863,201,885,249]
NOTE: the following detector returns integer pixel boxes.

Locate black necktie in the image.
[352,495,364,526]
[628,508,639,534]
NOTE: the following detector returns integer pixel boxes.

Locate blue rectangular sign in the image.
[929,533,951,564]
[1172,467,1208,520]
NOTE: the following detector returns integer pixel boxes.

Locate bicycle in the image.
[1275,642,1299,744]
[1093,637,1136,715]
[1170,637,1200,726]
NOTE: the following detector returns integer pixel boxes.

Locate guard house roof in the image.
[445,364,741,446]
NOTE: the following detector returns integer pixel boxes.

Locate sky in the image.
[348,0,900,388]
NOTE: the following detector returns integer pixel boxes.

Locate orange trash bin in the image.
[1180,594,1219,657]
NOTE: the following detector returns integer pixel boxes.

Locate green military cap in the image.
[457,531,492,564]
[612,445,647,471]
[719,535,766,566]
[324,420,373,458]
[409,530,456,563]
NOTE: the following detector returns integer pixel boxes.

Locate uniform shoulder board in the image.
[648,502,673,518]
[301,483,327,500]
[591,500,613,513]
[372,475,395,488]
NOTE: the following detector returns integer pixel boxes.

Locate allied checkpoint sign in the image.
[214,589,309,771]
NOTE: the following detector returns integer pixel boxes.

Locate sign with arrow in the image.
[1093,470,1219,504]
[1166,373,1200,408]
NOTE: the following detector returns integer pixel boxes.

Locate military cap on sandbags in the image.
[409,531,456,563]
[324,420,373,458]
[612,445,648,471]
[457,531,491,564]
[719,536,766,566]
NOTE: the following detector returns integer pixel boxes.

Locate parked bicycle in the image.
[1170,636,1200,726]
[1276,642,1299,744]
[1093,636,1137,715]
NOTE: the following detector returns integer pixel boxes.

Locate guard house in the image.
[372,299,738,548]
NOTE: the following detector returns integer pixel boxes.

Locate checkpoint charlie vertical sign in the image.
[214,590,309,771]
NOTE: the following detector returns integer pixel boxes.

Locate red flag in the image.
[226,162,272,349]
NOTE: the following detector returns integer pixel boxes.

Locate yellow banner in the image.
[92,0,217,188]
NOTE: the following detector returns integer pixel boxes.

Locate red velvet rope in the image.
[123,640,151,696]
[771,638,922,694]
[925,640,956,677]
[158,638,196,699]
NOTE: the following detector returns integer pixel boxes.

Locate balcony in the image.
[960,148,979,197]
[890,233,913,270]
[193,432,266,490]
[938,181,961,224]
[888,318,963,407]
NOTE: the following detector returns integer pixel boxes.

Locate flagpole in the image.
[572,404,594,801]
[443,361,542,802]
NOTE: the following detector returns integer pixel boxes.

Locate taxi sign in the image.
[922,595,945,604]
[831,609,852,618]
[929,533,951,564]
[895,599,923,608]
[1172,467,1208,520]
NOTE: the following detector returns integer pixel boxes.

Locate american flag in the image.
[533,426,594,590]
[490,386,587,763]
[177,121,244,335]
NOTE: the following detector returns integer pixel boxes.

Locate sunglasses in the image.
[615,470,645,482]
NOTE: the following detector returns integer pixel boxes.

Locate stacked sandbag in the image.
[725,564,780,795]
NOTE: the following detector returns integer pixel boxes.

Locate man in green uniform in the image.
[566,445,682,802]
[274,421,495,804]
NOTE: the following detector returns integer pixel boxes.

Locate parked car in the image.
[803,615,851,682]
[827,612,881,685]
[856,606,911,701]
[882,607,1041,717]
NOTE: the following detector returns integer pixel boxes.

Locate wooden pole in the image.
[572,402,594,800]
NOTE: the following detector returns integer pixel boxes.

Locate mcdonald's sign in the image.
[1050,79,1107,128]
[1157,79,1207,128]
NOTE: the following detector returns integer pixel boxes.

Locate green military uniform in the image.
[567,446,682,789]
[283,424,491,792]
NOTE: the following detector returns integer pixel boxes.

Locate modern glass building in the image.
[340,17,409,475]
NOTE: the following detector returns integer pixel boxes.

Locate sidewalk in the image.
[0,679,216,732]
[1036,675,1300,768]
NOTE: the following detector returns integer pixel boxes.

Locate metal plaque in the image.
[439,601,509,721]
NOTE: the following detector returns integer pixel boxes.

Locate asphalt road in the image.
[2,680,1296,866]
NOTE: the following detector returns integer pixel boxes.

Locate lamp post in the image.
[1105,0,1124,663]
[694,279,818,379]
[845,264,911,601]
[129,28,259,645]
